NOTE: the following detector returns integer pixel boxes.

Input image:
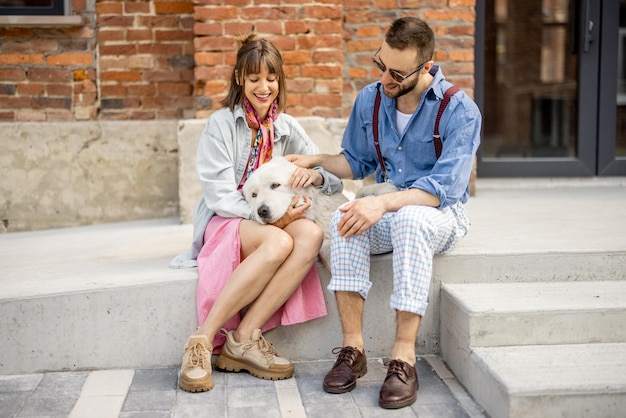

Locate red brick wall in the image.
[0,0,476,122]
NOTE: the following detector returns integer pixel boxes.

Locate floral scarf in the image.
[240,97,279,188]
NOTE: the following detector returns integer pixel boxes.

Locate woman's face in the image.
[243,63,279,118]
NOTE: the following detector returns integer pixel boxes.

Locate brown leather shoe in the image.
[378,359,418,409]
[322,346,367,394]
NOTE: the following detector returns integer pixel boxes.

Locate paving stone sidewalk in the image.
[0,356,486,418]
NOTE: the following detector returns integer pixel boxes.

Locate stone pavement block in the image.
[79,369,134,397]
[128,368,178,392]
[69,394,125,418]
[0,374,42,393]
[30,371,88,396]
[16,394,78,417]
[122,390,176,412]
[0,392,29,418]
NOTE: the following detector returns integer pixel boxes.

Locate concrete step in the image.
[441,281,626,348]
[440,281,626,418]
[468,343,626,418]
[2,183,625,375]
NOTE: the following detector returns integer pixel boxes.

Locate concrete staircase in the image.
[437,180,626,418]
[1,179,625,418]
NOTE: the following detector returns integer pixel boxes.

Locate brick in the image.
[314,20,342,35]
[285,21,312,35]
[28,69,72,82]
[194,52,224,66]
[297,35,342,49]
[16,83,44,96]
[312,50,343,64]
[155,30,194,42]
[46,109,74,121]
[0,54,44,65]
[155,1,194,14]
[2,39,58,53]
[256,21,283,35]
[99,44,139,56]
[195,6,238,20]
[129,56,155,69]
[194,37,237,52]
[302,93,342,108]
[47,84,73,97]
[96,2,123,14]
[282,50,311,65]
[137,16,180,28]
[101,85,128,96]
[31,96,71,110]
[138,44,183,56]
[344,0,370,10]
[127,29,154,42]
[0,69,26,81]
[300,5,342,19]
[301,65,342,78]
[129,111,157,120]
[101,70,142,82]
[194,22,223,36]
[286,78,314,93]
[97,30,125,43]
[315,79,343,94]
[0,111,15,121]
[158,82,193,96]
[170,55,195,70]
[202,81,227,96]
[0,84,17,95]
[17,109,46,121]
[46,53,93,66]
[97,15,135,28]
[239,7,297,20]
[127,84,156,96]
[125,2,151,14]
[355,25,383,38]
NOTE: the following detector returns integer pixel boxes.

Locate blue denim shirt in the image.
[341,66,481,208]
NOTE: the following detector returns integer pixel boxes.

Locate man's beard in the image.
[383,76,419,99]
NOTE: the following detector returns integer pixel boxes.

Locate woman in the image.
[177,34,343,393]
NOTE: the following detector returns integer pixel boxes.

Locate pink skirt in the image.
[196,215,327,353]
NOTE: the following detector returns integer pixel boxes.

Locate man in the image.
[287,17,481,409]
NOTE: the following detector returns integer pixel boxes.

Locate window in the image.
[0,0,66,16]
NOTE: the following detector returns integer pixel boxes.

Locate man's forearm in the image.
[315,154,354,179]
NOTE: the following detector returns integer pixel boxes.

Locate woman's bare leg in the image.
[236,218,324,340]
[194,219,294,342]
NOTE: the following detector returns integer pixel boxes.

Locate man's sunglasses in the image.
[371,48,429,83]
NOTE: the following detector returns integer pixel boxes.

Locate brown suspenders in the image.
[372,84,460,180]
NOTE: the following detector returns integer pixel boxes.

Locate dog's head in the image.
[242,157,303,224]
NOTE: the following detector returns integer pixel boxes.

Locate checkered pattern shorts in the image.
[328,201,469,316]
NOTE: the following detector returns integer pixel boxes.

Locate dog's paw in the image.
[355,182,399,198]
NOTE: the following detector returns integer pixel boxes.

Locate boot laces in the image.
[243,334,280,360]
[187,342,210,369]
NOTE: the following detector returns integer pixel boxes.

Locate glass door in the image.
[476,0,626,176]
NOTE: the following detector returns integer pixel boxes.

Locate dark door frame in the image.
[475,0,623,177]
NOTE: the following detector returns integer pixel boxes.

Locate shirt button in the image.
[398,168,403,173]
[398,146,402,150]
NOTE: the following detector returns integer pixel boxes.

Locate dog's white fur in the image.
[243,156,399,238]
[242,157,348,238]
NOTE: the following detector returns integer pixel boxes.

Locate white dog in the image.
[242,157,348,238]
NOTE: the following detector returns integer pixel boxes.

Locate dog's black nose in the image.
[257,205,270,219]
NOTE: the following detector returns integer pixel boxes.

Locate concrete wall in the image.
[0,121,179,232]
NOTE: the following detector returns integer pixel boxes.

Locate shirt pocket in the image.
[405,134,437,170]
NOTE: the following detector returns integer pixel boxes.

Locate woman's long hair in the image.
[220,34,287,112]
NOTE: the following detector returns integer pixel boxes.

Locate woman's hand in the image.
[289,167,323,188]
[271,195,312,229]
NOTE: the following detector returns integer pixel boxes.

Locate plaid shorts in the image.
[328,201,469,316]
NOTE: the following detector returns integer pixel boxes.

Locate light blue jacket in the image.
[170,105,343,268]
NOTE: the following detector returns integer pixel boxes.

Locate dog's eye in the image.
[251,193,257,198]
[270,183,280,190]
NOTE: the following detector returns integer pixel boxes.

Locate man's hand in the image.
[285,154,318,168]
[271,195,311,229]
[337,196,386,237]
